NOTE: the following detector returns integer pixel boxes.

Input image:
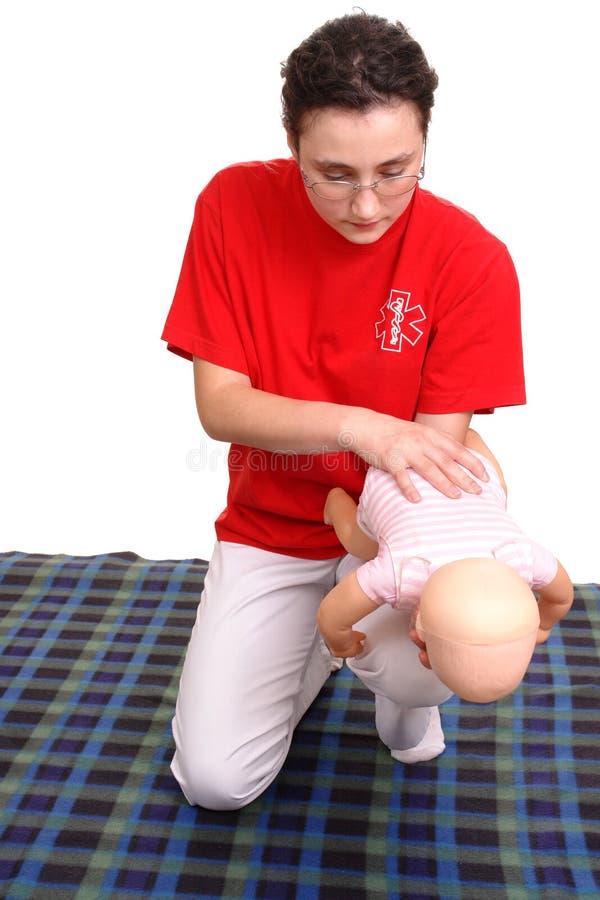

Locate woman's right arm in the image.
[193,357,488,502]
[194,358,352,455]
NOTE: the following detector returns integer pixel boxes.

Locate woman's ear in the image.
[286,133,299,161]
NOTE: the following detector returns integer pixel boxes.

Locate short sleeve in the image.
[394,556,431,609]
[355,539,397,606]
[417,241,526,415]
[529,543,559,589]
[161,185,250,374]
[356,544,431,611]
[494,540,558,589]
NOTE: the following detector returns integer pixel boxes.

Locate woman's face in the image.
[291,102,425,245]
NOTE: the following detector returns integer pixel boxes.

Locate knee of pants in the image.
[171,728,287,812]
[350,652,452,708]
[349,605,453,708]
[172,749,265,811]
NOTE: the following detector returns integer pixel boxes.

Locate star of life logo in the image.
[375,290,426,352]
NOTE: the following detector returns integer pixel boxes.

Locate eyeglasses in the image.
[301,166,424,201]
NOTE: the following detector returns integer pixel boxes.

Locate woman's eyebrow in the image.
[313,151,416,169]
[379,151,416,165]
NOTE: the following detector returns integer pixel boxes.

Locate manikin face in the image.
[290,103,425,245]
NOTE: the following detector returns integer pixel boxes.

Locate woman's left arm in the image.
[413,411,473,443]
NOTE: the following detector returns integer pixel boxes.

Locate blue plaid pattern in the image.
[1,551,598,899]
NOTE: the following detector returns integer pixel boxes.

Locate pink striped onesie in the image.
[355,451,558,609]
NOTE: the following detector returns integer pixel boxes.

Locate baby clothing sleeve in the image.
[529,541,559,589]
[493,540,558,589]
[355,539,398,608]
[355,545,430,612]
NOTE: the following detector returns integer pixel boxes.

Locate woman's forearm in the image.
[195,357,423,458]
[197,371,355,453]
[193,357,488,500]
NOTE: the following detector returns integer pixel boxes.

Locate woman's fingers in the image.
[354,413,489,500]
[393,467,421,503]
[451,442,489,482]
[390,436,487,501]
[393,456,482,502]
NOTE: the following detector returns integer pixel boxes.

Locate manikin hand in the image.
[323,487,347,526]
[323,628,367,659]
[408,603,431,670]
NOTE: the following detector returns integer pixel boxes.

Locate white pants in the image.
[171,541,452,810]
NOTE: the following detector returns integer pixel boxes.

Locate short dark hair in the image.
[281,12,438,147]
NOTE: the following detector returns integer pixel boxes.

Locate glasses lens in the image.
[376,175,419,197]
[311,181,355,200]
[311,176,420,199]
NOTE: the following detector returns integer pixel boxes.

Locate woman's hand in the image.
[340,409,487,503]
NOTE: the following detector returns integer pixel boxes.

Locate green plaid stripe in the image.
[1,552,598,899]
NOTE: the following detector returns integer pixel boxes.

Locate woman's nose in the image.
[350,185,381,219]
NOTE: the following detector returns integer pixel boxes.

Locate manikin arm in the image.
[318,489,379,656]
[323,488,379,561]
[535,561,574,643]
[317,572,379,658]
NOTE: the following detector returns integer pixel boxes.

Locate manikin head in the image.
[415,558,540,704]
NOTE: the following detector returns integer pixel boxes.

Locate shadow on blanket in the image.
[1,551,599,899]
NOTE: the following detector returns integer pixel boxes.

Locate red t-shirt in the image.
[162,159,525,558]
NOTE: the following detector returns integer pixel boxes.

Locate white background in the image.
[1,0,597,581]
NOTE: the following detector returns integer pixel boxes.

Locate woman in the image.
[162,12,525,810]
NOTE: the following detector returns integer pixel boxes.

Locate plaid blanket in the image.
[1,551,598,899]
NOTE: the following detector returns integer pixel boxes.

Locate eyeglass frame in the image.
[300,146,427,201]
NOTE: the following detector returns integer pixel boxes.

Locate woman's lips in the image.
[350,221,380,229]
